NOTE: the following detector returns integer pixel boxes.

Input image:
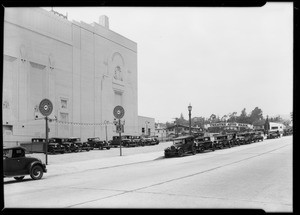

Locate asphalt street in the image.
[3,136,293,212]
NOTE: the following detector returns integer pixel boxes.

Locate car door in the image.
[187,138,193,152]
[4,149,27,176]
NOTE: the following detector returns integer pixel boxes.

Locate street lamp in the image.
[188,103,192,135]
[104,120,109,142]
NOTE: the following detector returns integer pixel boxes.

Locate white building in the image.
[268,122,285,134]
[3,8,138,146]
[138,116,155,137]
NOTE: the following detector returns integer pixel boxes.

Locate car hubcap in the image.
[34,169,41,177]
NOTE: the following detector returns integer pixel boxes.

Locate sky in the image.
[44,3,293,123]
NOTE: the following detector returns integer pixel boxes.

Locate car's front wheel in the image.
[14,176,25,181]
[30,165,43,180]
[178,149,184,157]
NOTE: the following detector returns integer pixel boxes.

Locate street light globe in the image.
[188,103,192,111]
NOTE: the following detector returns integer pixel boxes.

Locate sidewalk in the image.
[46,151,164,177]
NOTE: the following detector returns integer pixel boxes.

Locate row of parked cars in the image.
[164,131,265,158]
[3,135,160,181]
[30,135,160,155]
[109,135,159,148]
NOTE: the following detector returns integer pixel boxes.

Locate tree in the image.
[237,108,248,123]
[209,114,216,123]
[249,107,263,124]
[269,115,282,122]
[227,112,237,122]
[282,119,291,127]
[221,115,228,122]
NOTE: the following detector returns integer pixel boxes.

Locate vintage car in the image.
[85,137,111,150]
[214,134,232,149]
[267,131,280,139]
[110,136,130,147]
[226,133,240,146]
[49,138,77,153]
[3,146,47,181]
[48,138,65,154]
[195,136,215,153]
[150,137,160,145]
[132,136,144,147]
[140,137,153,146]
[164,135,197,157]
[237,132,253,144]
[121,135,138,147]
[236,133,247,145]
[67,137,89,152]
[253,132,264,142]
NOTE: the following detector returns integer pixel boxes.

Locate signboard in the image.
[113,105,125,119]
[39,99,53,117]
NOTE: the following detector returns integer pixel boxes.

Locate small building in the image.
[155,123,167,140]
[207,122,253,133]
[166,124,202,137]
[266,122,285,135]
[138,116,155,137]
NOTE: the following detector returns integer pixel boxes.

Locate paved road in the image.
[4,136,293,212]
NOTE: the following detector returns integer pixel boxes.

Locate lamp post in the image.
[188,103,192,135]
[104,120,109,142]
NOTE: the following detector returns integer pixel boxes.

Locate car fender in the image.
[29,161,45,173]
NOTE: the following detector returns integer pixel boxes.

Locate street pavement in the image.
[3,136,293,212]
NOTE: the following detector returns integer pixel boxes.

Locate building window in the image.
[271,126,278,129]
[60,113,68,122]
[61,99,67,109]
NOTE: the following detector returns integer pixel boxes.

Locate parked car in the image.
[267,131,280,139]
[122,135,139,147]
[142,137,156,145]
[110,136,130,148]
[226,133,240,146]
[132,136,143,147]
[3,146,47,181]
[236,133,246,145]
[85,137,111,150]
[195,136,215,153]
[238,132,253,144]
[49,138,75,153]
[164,135,197,157]
[67,137,86,152]
[214,134,231,149]
[48,138,65,154]
[253,132,264,142]
[150,137,160,145]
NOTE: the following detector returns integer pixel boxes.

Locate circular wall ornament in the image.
[39,99,53,116]
[113,105,125,119]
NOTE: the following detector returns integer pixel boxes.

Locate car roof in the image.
[3,146,27,150]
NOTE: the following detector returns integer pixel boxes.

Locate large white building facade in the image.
[3,8,138,146]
